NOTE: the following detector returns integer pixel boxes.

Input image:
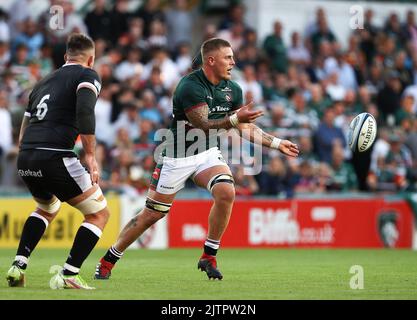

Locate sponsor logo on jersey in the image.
[221,86,232,92]
[213,105,229,112]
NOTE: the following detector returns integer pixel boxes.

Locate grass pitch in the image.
[0,248,417,300]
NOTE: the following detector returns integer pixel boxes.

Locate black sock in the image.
[204,238,220,256]
[15,213,49,269]
[63,223,101,276]
[103,246,123,264]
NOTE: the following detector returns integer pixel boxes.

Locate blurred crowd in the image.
[1,0,417,198]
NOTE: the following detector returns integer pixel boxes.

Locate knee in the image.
[85,208,110,227]
[213,186,235,205]
[34,210,57,224]
[143,208,165,224]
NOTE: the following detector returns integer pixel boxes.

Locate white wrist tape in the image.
[229,113,240,127]
[270,137,282,149]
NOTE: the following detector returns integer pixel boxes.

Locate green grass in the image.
[1,248,417,300]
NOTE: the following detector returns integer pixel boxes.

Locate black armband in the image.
[76,87,97,134]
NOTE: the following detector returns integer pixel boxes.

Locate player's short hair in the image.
[66,33,95,57]
[201,38,231,61]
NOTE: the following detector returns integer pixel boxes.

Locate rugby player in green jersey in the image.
[95,38,299,280]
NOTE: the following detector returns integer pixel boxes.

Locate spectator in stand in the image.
[114,47,143,82]
[95,84,114,146]
[294,160,318,194]
[217,21,245,52]
[175,42,192,76]
[218,3,246,31]
[287,31,310,66]
[256,156,294,198]
[0,41,11,74]
[141,47,180,90]
[403,10,417,52]
[384,12,406,49]
[84,0,112,41]
[0,10,9,43]
[405,119,417,190]
[325,71,346,102]
[368,131,411,192]
[232,165,259,197]
[134,0,165,39]
[286,89,319,134]
[328,145,357,191]
[0,90,12,159]
[13,19,44,60]
[394,50,413,89]
[357,9,378,66]
[7,0,30,39]
[267,73,288,102]
[307,83,332,119]
[304,7,326,39]
[110,0,132,45]
[377,70,403,126]
[147,19,168,49]
[310,18,337,56]
[109,148,141,197]
[315,162,333,192]
[395,94,415,126]
[164,0,193,53]
[113,102,141,142]
[236,64,263,105]
[263,21,287,73]
[313,106,346,164]
[144,65,168,102]
[138,89,163,125]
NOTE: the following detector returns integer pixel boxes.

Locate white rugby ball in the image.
[348,112,377,153]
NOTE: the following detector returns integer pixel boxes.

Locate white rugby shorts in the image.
[150,147,228,194]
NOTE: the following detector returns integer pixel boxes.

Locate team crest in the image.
[225,94,231,101]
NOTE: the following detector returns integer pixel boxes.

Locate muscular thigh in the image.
[193,165,233,190]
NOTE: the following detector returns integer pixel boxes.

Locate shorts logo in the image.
[18,169,43,177]
[160,185,174,189]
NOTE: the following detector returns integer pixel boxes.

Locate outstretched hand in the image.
[278,140,299,157]
[236,101,264,123]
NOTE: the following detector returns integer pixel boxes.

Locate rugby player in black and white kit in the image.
[6,34,109,290]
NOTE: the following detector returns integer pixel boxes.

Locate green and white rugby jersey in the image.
[164,69,243,158]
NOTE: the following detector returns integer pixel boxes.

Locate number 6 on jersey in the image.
[35,94,50,120]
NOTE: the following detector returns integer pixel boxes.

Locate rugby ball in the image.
[348,112,377,153]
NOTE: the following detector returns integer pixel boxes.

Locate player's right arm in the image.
[18,115,30,147]
[19,91,34,147]
[186,101,263,131]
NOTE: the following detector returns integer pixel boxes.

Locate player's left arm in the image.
[230,84,298,157]
[76,68,102,183]
[236,122,299,157]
